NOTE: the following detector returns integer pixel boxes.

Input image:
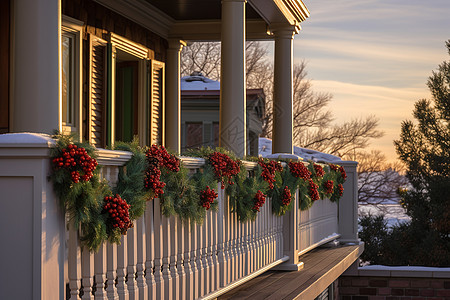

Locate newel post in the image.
[0,133,65,299]
[337,161,359,244]
[273,190,303,271]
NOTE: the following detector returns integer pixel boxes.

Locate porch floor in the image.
[217,243,363,300]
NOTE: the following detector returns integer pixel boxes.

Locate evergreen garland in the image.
[50,134,348,252]
[269,165,299,215]
[113,140,152,220]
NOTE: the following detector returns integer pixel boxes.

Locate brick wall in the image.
[339,270,450,300]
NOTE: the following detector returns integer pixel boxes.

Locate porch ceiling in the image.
[94,0,309,40]
[145,0,261,21]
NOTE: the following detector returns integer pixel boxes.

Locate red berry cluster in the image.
[208,152,241,189]
[323,180,334,194]
[337,184,344,196]
[281,186,292,206]
[144,145,180,197]
[308,180,320,201]
[199,186,218,210]
[52,144,98,183]
[313,164,325,178]
[258,159,283,189]
[252,190,266,212]
[339,166,347,180]
[329,163,339,172]
[103,194,132,234]
[289,161,311,180]
[146,145,180,172]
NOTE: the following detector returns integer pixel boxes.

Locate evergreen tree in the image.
[379,40,450,266]
[360,41,450,266]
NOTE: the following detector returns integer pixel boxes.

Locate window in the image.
[213,122,220,147]
[185,122,203,149]
[61,16,83,138]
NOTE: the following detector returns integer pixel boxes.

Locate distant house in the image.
[0,0,362,299]
[181,72,265,156]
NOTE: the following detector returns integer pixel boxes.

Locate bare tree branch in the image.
[181,41,384,160]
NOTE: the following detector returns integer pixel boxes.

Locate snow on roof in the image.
[360,265,450,272]
[181,72,220,91]
[259,137,342,162]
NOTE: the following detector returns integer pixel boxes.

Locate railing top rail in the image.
[179,155,206,168]
[96,148,133,166]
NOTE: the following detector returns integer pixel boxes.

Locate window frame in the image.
[61,15,83,139]
[108,33,150,146]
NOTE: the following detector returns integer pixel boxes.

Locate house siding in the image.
[0,0,10,133]
[62,0,167,62]
[62,0,168,146]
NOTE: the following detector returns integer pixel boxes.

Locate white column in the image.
[165,39,185,154]
[338,161,359,243]
[272,27,296,154]
[220,0,246,158]
[12,0,61,133]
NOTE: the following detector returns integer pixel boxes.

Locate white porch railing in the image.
[0,133,359,300]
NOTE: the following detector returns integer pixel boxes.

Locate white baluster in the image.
[253,215,258,270]
[183,221,193,300]
[225,193,232,285]
[161,215,173,299]
[230,212,237,282]
[190,223,199,299]
[106,244,119,299]
[81,247,94,300]
[211,206,220,292]
[94,243,107,299]
[169,216,179,299]
[258,205,263,269]
[248,219,255,274]
[268,202,273,263]
[145,202,156,300]
[68,225,81,300]
[244,220,250,277]
[201,212,210,295]
[177,218,186,300]
[264,202,269,266]
[116,235,129,300]
[217,183,227,288]
[206,209,214,293]
[236,217,242,280]
[136,216,148,300]
[196,222,205,296]
[153,199,165,300]
[241,220,247,277]
[127,223,138,300]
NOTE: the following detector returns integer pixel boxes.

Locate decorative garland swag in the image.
[50,134,346,252]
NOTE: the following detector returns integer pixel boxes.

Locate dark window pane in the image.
[186,123,203,149]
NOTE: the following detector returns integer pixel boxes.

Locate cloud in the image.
[291,0,450,162]
[309,80,431,162]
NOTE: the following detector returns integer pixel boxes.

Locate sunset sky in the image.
[295,0,450,163]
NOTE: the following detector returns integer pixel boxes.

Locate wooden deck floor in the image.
[217,244,363,300]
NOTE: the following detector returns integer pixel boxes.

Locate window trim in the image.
[108,33,150,146]
[61,15,83,140]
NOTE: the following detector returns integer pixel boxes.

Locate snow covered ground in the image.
[359,203,410,228]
